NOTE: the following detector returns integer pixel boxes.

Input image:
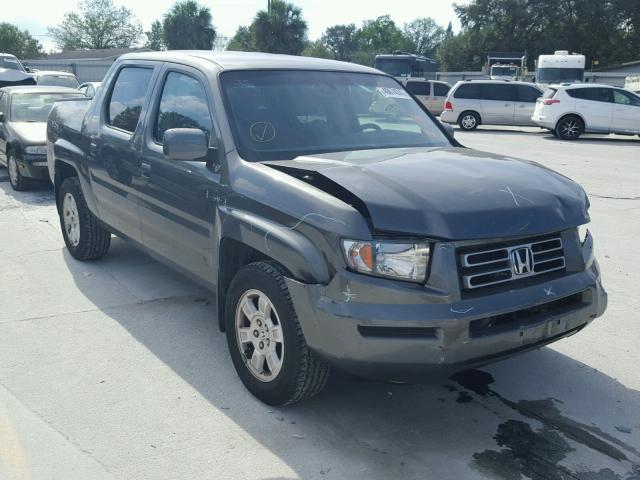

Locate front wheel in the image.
[556,116,584,140]
[225,262,330,405]
[8,153,32,191]
[58,176,111,260]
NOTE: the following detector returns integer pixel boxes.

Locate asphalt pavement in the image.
[0,127,638,480]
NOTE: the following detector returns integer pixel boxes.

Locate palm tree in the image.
[163,0,216,50]
[252,0,307,55]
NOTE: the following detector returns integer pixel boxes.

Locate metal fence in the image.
[22,60,113,83]
[435,71,631,87]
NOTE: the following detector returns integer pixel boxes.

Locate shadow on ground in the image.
[64,240,640,480]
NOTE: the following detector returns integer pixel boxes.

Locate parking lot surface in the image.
[0,127,639,480]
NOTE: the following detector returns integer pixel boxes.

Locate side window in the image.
[613,90,640,106]
[0,92,6,115]
[108,67,153,133]
[454,83,481,99]
[481,84,516,101]
[568,88,612,103]
[517,85,542,103]
[155,71,212,143]
[433,83,450,97]
[406,81,429,96]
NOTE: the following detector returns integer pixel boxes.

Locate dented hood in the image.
[263,147,589,240]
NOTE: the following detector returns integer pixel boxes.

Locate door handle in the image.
[140,161,151,177]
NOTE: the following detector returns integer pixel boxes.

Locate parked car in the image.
[0,68,36,88]
[0,53,27,72]
[47,52,606,405]
[440,80,543,130]
[34,71,80,89]
[404,79,451,115]
[532,83,640,140]
[78,81,101,98]
[0,86,84,190]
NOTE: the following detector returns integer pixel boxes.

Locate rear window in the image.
[37,74,79,89]
[108,67,153,133]
[433,83,450,97]
[567,87,612,103]
[542,88,557,99]
[454,83,481,99]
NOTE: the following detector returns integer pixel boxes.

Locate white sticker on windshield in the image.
[377,87,411,99]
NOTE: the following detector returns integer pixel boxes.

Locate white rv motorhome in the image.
[625,76,640,93]
[536,50,585,86]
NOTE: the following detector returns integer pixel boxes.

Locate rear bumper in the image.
[440,110,457,124]
[287,258,606,380]
[531,113,557,130]
[18,154,49,179]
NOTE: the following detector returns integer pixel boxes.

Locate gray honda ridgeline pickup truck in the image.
[47,51,607,405]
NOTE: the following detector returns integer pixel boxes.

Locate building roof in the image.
[595,59,640,72]
[120,50,380,73]
[43,48,153,61]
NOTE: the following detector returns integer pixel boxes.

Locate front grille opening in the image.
[458,233,567,291]
[358,325,438,339]
[469,291,588,338]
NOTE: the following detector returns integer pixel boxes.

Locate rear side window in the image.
[454,83,481,99]
[481,84,516,101]
[155,71,212,142]
[567,88,613,103]
[542,88,557,99]
[433,83,450,97]
[406,81,429,96]
[108,67,153,132]
[517,85,542,103]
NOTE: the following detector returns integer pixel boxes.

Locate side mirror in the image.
[163,128,208,161]
[441,121,454,138]
[25,67,32,73]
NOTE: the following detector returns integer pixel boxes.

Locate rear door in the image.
[480,83,516,125]
[515,85,542,125]
[611,89,640,133]
[91,62,159,242]
[137,65,223,284]
[405,80,430,110]
[567,87,614,131]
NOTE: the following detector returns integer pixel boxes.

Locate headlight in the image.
[342,240,430,283]
[25,145,47,155]
[578,225,589,245]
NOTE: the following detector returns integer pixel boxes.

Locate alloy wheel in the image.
[62,192,81,247]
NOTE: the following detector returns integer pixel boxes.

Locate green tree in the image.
[145,20,165,51]
[302,40,333,59]
[251,0,307,55]
[227,26,254,51]
[321,24,358,61]
[48,0,143,50]
[356,15,410,53]
[403,18,445,58]
[0,23,44,58]
[163,0,216,50]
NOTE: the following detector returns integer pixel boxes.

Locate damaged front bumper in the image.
[286,236,607,380]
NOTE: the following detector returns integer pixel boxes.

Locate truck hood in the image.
[11,122,47,145]
[262,147,589,240]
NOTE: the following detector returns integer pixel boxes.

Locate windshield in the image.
[537,68,584,83]
[0,56,23,71]
[37,75,79,88]
[374,59,411,78]
[11,93,84,122]
[220,70,449,161]
[492,67,518,76]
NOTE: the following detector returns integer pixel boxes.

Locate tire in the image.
[551,129,559,138]
[458,111,480,131]
[58,176,111,261]
[225,261,330,405]
[555,115,584,140]
[7,152,32,191]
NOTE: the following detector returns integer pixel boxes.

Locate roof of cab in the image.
[0,85,82,94]
[119,50,382,74]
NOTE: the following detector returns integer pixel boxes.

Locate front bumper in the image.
[287,237,606,380]
[17,154,49,179]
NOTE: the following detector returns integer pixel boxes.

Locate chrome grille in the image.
[460,235,565,290]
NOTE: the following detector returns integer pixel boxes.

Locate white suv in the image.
[532,83,640,140]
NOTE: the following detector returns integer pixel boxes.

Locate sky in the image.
[4,0,466,52]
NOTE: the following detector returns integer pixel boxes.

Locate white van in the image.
[536,51,585,87]
[625,76,640,94]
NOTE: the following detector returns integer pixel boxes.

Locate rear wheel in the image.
[556,115,584,140]
[225,262,330,405]
[58,176,111,260]
[8,153,32,191]
[458,111,480,131]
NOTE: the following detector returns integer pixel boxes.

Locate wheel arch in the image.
[54,160,79,213]
[555,112,586,131]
